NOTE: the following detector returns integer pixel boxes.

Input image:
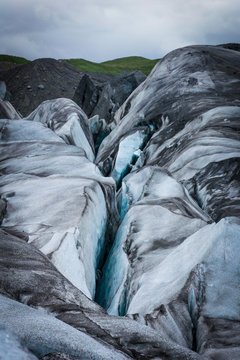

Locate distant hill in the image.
[0,55,30,72]
[0,54,30,65]
[63,56,160,75]
[2,44,240,75]
[0,54,159,75]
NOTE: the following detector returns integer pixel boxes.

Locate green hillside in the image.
[0,54,30,64]
[0,54,160,75]
[64,56,160,75]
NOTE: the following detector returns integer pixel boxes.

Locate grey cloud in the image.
[0,2,57,34]
[0,0,239,61]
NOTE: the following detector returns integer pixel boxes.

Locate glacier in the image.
[0,104,116,299]
[0,45,240,359]
[96,45,240,358]
[0,295,130,360]
[0,327,38,360]
[111,129,148,187]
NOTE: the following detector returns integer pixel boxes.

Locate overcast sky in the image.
[0,0,239,62]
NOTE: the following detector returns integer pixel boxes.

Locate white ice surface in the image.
[143,106,240,180]
[0,327,37,360]
[120,166,210,221]
[101,167,208,315]
[27,98,95,161]
[127,218,240,315]
[111,130,147,185]
[0,119,114,299]
[0,119,64,144]
[201,217,240,321]
[55,113,95,161]
[0,295,129,360]
[97,46,240,165]
[1,176,107,299]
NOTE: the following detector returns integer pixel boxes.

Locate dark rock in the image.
[0,58,81,117]
[73,71,146,124]
[0,58,145,121]
[0,62,20,72]
[0,199,6,224]
[217,43,240,52]
[73,74,100,117]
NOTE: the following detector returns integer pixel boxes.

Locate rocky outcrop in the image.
[73,71,146,124]
[0,58,145,121]
[218,43,240,52]
[73,74,100,117]
[0,58,81,116]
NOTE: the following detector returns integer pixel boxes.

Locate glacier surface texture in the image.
[0,45,240,359]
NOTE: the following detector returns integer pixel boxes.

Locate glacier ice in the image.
[95,46,240,356]
[0,228,204,360]
[1,45,240,359]
[111,129,148,187]
[0,103,115,299]
[27,98,95,161]
[98,166,209,318]
[0,295,129,360]
[128,217,240,315]
[0,327,38,360]
[96,46,240,169]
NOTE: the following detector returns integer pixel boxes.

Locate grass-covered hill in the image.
[0,55,30,64]
[63,56,160,75]
[0,55,30,71]
[0,54,159,75]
